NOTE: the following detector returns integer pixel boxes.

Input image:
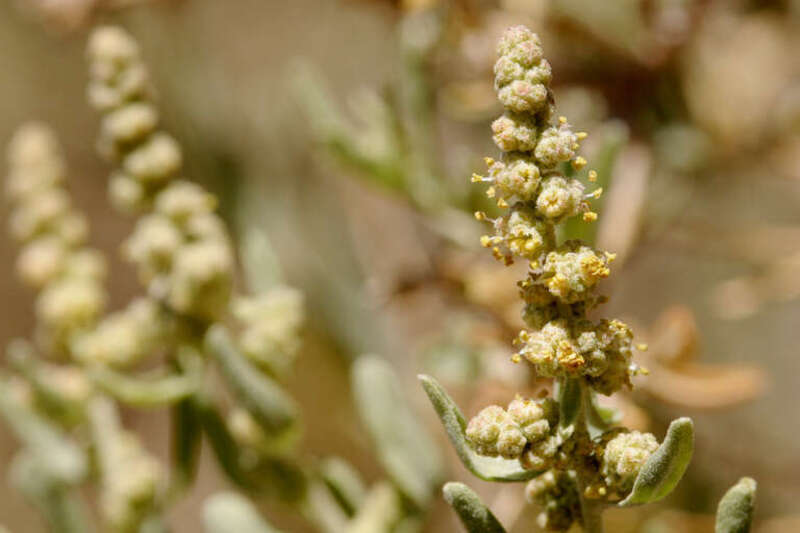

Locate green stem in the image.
[573,380,605,533]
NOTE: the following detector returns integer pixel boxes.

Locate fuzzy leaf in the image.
[345,483,403,533]
[443,482,506,533]
[353,357,443,508]
[10,451,93,533]
[241,228,283,294]
[418,374,542,482]
[619,417,694,506]
[715,477,756,533]
[319,457,367,517]
[0,378,87,485]
[205,325,297,437]
[88,366,199,407]
[170,398,202,489]
[203,492,281,533]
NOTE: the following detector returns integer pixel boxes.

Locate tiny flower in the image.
[534,124,579,168]
[535,176,586,221]
[600,430,659,493]
[492,112,539,152]
[122,133,182,184]
[167,240,233,321]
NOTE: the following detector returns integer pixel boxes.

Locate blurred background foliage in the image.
[1,0,799,531]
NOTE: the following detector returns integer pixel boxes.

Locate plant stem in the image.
[575,380,604,533]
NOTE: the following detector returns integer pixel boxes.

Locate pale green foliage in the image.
[715,478,757,533]
[443,482,506,533]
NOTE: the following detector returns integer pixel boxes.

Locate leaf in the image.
[442,482,507,533]
[241,228,283,294]
[88,366,199,407]
[619,417,694,506]
[170,397,202,490]
[352,357,443,508]
[203,491,281,533]
[197,398,255,490]
[9,451,94,533]
[205,325,297,437]
[345,483,403,533]
[418,374,542,482]
[715,477,757,533]
[0,377,87,485]
[319,457,367,517]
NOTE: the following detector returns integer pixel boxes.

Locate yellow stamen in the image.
[583,211,598,222]
[588,170,598,182]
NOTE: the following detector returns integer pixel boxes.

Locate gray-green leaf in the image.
[0,378,87,485]
[619,417,694,506]
[353,357,443,508]
[205,325,297,437]
[203,492,280,533]
[715,477,756,533]
[418,374,542,482]
[443,482,506,533]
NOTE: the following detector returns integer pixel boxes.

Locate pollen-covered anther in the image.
[571,157,587,171]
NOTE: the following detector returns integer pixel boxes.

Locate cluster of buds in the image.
[465,396,560,469]
[598,430,659,494]
[6,123,107,355]
[470,26,638,396]
[232,286,305,376]
[90,398,162,533]
[5,123,166,531]
[525,469,581,530]
[464,26,660,530]
[87,26,233,323]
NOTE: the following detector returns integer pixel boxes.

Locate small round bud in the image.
[122,133,182,184]
[541,243,611,303]
[36,278,106,344]
[498,80,548,114]
[601,430,659,493]
[109,171,147,213]
[234,286,304,373]
[488,153,541,202]
[465,405,507,456]
[507,396,556,442]
[124,214,183,281]
[167,241,233,321]
[73,298,164,367]
[86,26,142,93]
[9,188,71,242]
[153,180,216,224]
[100,102,158,148]
[535,175,585,221]
[16,236,68,288]
[496,26,544,68]
[492,113,538,152]
[534,125,579,168]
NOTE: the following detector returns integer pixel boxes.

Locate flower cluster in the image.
[525,470,581,531]
[599,430,659,494]
[466,396,559,469]
[464,26,660,530]
[87,26,233,323]
[233,286,305,376]
[6,124,107,355]
[471,26,635,394]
